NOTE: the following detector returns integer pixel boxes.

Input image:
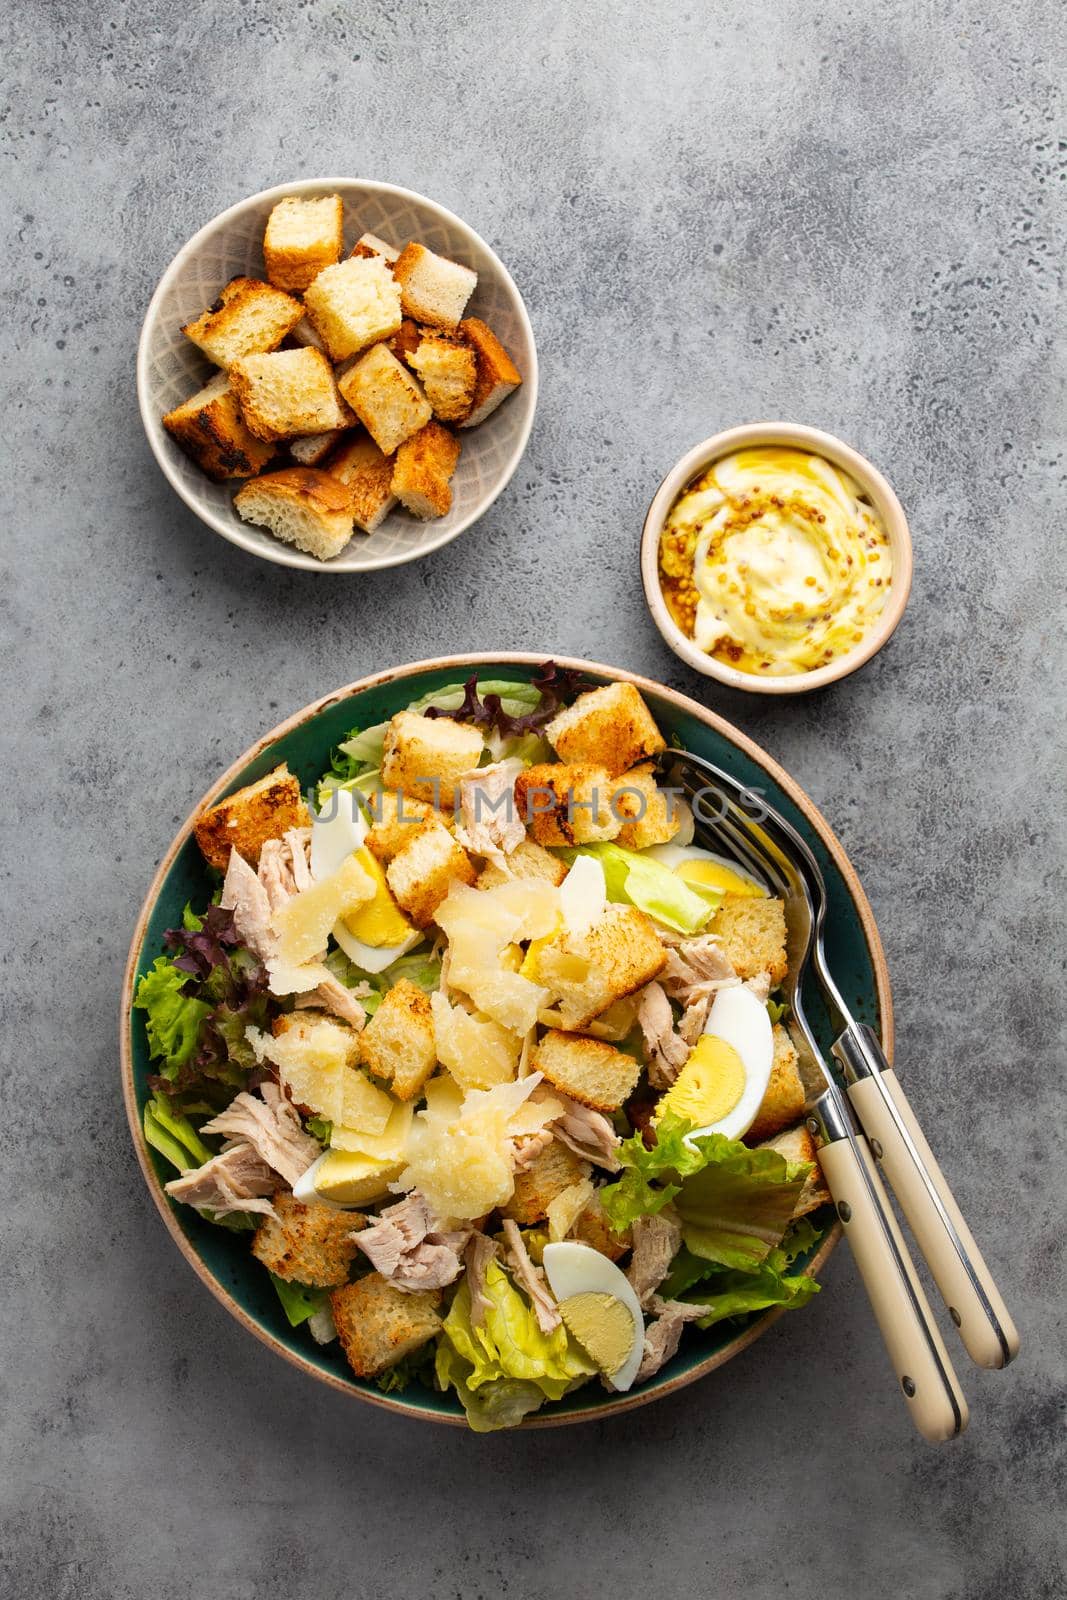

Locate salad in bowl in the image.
[127,661,873,1429]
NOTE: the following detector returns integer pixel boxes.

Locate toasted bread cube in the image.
[502,1140,590,1225]
[385,820,476,928]
[758,1122,831,1217]
[350,231,400,264]
[409,334,477,423]
[515,763,622,847]
[391,421,461,520]
[534,903,667,1029]
[364,789,445,864]
[194,762,310,871]
[710,897,788,985]
[358,977,437,1101]
[338,343,432,455]
[322,432,397,532]
[289,315,327,352]
[330,1272,442,1378]
[544,682,666,778]
[162,373,275,482]
[289,429,346,466]
[572,1192,631,1261]
[380,710,483,808]
[389,318,422,365]
[234,467,355,561]
[476,837,568,891]
[302,256,403,362]
[393,242,477,330]
[458,317,522,428]
[613,763,682,850]
[251,1192,365,1287]
[181,276,304,369]
[263,194,343,292]
[229,347,352,442]
[532,1030,641,1113]
[747,1024,807,1141]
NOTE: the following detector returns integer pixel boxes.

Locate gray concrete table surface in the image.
[2,2,1064,1597]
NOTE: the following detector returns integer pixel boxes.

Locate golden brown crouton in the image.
[251,1192,365,1287]
[380,710,483,807]
[363,789,445,864]
[289,429,346,467]
[532,1029,642,1112]
[162,373,275,482]
[757,1122,831,1218]
[358,977,437,1101]
[302,256,403,362]
[323,431,397,532]
[457,316,523,428]
[181,276,304,369]
[385,820,476,928]
[613,762,683,850]
[391,420,462,519]
[393,242,477,330]
[409,334,477,423]
[337,343,432,456]
[389,318,423,364]
[230,347,353,442]
[350,231,400,265]
[263,194,344,292]
[515,763,623,847]
[533,903,667,1029]
[194,763,311,872]
[330,1273,442,1378]
[572,1192,631,1261]
[476,837,568,891]
[710,897,788,985]
[544,682,666,778]
[747,1024,807,1141]
[234,467,355,561]
[501,1140,591,1225]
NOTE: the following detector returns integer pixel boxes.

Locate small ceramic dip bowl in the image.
[641,423,913,694]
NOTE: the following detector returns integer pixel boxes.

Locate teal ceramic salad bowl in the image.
[121,654,893,1426]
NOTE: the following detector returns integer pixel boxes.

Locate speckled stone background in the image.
[3,3,1065,1597]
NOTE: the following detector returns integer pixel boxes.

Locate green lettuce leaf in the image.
[374,1342,437,1394]
[661,1216,823,1299]
[269,1274,329,1328]
[134,958,212,1077]
[561,843,722,935]
[601,1112,811,1272]
[684,1251,820,1328]
[324,946,441,1015]
[143,1091,214,1172]
[435,1261,596,1431]
[305,1114,333,1145]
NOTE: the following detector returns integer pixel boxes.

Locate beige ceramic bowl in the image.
[137,178,538,573]
[641,422,913,694]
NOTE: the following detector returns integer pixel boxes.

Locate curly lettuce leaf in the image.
[435,1262,596,1430]
[601,1112,811,1272]
[561,843,721,935]
[134,958,212,1078]
[662,1216,823,1299]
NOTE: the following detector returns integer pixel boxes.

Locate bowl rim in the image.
[120,651,893,1426]
[136,176,539,574]
[640,422,914,694]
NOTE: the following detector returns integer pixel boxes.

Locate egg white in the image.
[687,985,774,1143]
[645,841,765,893]
[310,787,368,879]
[541,1241,645,1392]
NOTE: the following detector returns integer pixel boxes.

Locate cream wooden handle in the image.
[848,1069,1020,1369]
[818,1133,969,1442]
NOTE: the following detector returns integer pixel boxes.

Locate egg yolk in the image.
[559,1292,634,1376]
[656,1034,747,1127]
[342,847,413,947]
[675,860,765,899]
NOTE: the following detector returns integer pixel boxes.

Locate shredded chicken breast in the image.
[635,1297,707,1383]
[220,849,275,961]
[501,1219,560,1335]
[455,760,525,859]
[355,1192,470,1293]
[627,1211,683,1307]
[464,1232,499,1329]
[199,1083,320,1186]
[164,1143,276,1219]
[548,1093,622,1172]
[636,981,690,1088]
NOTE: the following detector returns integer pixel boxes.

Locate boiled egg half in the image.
[541,1241,644,1392]
[644,842,766,900]
[655,984,774,1143]
[311,788,421,974]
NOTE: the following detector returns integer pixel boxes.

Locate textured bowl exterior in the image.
[137,179,538,572]
[640,422,914,694]
[121,654,893,1426]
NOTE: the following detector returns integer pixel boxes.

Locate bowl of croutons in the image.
[138,179,537,570]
